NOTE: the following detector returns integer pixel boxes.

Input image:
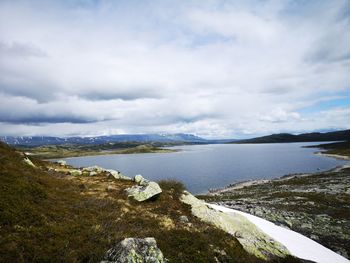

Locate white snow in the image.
[208,204,349,263]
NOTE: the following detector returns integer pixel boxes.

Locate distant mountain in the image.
[0,133,209,146]
[233,129,350,144]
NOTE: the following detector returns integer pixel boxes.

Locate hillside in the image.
[0,142,302,262]
[234,129,350,144]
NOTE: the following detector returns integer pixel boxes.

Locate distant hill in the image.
[233,129,350,144]
[0,133,209,146]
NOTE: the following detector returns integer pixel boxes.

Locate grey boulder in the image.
[101,237,166,263]
[125,175,162,201]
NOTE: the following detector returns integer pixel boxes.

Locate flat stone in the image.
[180,191,290,260]
[126,181,162,202]
[23,157,36,168]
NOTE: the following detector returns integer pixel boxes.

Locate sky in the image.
[1,0,350,139]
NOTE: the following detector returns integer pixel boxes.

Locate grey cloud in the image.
[306,48,350,64]
[0,94,115,125]
[303,1,350,64]
[262,86,292,95]
[0,75,59,103]
[0,41,47,58]
[80,88,162,101]
[0,115,103,125]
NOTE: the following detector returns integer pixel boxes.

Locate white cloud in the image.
[0,0,349,138]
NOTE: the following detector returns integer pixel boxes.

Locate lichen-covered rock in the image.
[83,165,106,173]
[134,174,144,184]
[69,169,82,176]
[83,166,131,180]
[106,169,131,181]
[57,160,66,166]
[126,181,162,202]
[180,191,290,260]
[89,171,97,176]
[23,157,36,168]
[101,237,166,263]
[179,215,189,223]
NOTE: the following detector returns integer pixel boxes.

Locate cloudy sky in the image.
[1,0,350,138]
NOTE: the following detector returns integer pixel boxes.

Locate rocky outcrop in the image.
[101,237,166,263]
[106,169,131,180]
[69,169,83,176]
[125,175,162,202]
[82,166,131,180]
[23,156,36,168]
[180,191,290,260]
[205,166,350,259]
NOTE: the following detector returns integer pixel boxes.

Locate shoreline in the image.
[207,163,350,195]
[207,149,350,195]
[315,151,350,160]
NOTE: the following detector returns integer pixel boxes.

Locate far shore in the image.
[22,146,179,159]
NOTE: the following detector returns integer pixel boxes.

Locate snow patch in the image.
[208,204,349,263]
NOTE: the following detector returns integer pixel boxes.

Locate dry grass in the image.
[0,142,300,262]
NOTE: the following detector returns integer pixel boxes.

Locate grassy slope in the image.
[0,142,302,263]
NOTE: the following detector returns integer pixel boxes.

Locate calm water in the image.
[62,143,349,194]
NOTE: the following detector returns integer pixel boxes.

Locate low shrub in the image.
[158,179,187,199]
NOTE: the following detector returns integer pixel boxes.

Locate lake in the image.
[62,142,349,194]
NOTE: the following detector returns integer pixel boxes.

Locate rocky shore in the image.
[200,165,350,259]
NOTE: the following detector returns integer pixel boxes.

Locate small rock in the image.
[101,237,166,263]
[134,174,144,184]
[57,160,66,166]
[106,185,114,192]
[179,215,189,223]
[301,223,312,229]
[284,220,293,228]
[89,171,97,176]
[310,234,319,241]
